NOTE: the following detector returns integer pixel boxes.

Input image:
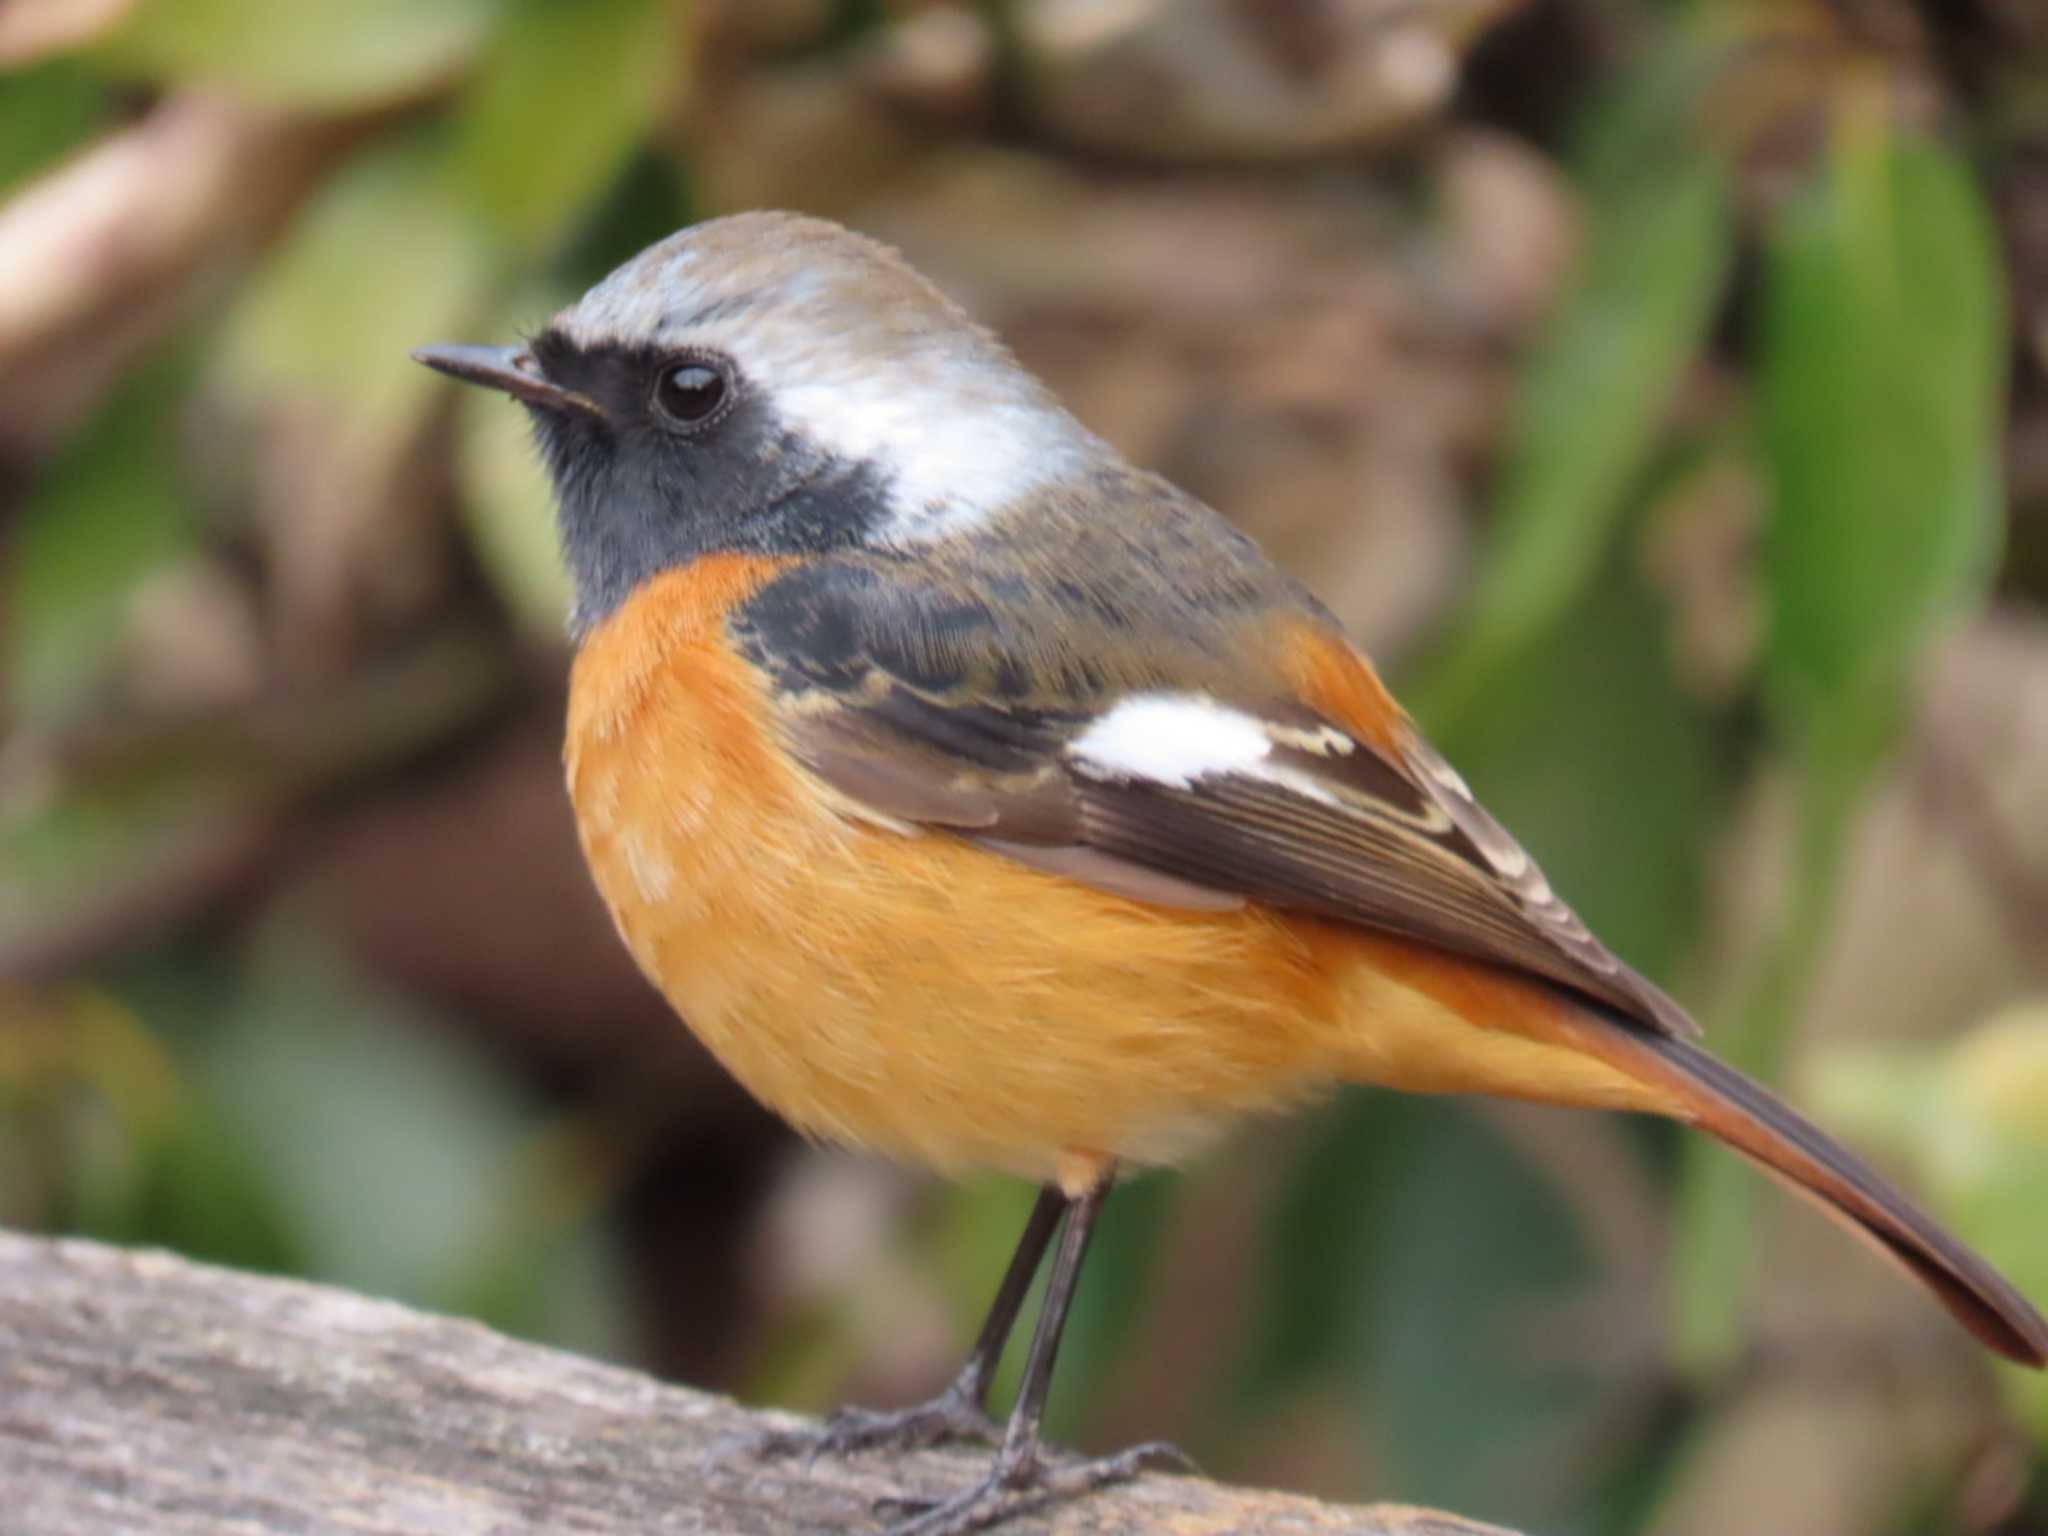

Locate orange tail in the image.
[1562,1010,2048,1367]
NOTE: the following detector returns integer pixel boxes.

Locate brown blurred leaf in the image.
[1016,0,1526,163]
[216,131,499,670]
[680,57,941,217]
[860,5,996,129]
[0,622,514,980]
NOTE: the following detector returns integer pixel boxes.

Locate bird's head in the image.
[415,211,1105,635]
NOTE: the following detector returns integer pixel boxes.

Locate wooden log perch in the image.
[0,1231,1519,1535]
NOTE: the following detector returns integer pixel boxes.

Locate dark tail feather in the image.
[1573,1013,2048,1368]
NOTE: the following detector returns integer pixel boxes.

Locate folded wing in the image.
[736,559,1696,1041]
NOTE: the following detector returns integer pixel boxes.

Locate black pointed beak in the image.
[411,343,605,420]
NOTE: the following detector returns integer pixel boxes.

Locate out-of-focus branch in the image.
[0,0,139,66]
[0,1231,1520,1536]
[0,95,349,461]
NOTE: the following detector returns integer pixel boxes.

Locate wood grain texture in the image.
[0,1230,1519,1536]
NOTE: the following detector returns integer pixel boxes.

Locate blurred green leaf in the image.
[552,148,695,289]
[120,1106,306,1273]
[1945,1006,2048,1146]
[1,626,510,980]
[0,765,265,979]
[1240,1111,1404,1401]
[456,1217,638,1358]
[1811,1006,2048,1440]
[222,129,499,447]
[930,1174,1042,1369]
[0,58,108,195]
[456,291,576,637]
[1432,546,1723,983]
[1417,65,1731,729]
[453,0,679,254]
[1675,118,2008,1377]
[1043,1170,1175,1438]
[447,1120,638,1356]
[92,0,497,110]
[1237,549,1716,1524]
[198,924,537,1304]
[6,352,197,728]
[1759,126,2004,725]
[1358,1105,1606,1526]
[1240,1094,1612,1528]
[0,986,300,1272]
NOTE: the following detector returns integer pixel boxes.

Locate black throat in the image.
[522,334,898,636]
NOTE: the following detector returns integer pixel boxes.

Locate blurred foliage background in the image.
[3,0,2048,1531]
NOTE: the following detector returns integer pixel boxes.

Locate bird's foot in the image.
[753,1382,999,1469]
[878,1437,1194,1536]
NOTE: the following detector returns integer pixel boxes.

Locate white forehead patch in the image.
[557,217,1104,541]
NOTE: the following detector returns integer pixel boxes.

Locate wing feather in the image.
[734,551,1697,1041]
[776,679,1699,1041]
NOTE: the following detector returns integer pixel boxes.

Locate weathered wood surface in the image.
[0,1231,1517,1535]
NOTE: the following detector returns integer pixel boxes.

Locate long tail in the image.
[1561,1008,2048,1367]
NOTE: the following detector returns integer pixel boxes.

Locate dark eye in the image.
[653,360,730,428]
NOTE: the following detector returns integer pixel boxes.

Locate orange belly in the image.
[566,559,1668,1185]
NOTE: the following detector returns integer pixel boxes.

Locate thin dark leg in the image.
[995,1175,1106,1451]
[753,1183,1066,1463]
[952,1184,1067,1406]
[883,1168,1192,1536]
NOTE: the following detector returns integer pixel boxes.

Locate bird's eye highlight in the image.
[653,360,730,429]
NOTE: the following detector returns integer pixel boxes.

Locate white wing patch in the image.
[1068,694,1271,787]
[1068,693,1351,806]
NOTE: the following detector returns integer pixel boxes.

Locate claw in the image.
[879,1438,1194,1536]
[750,1384,1000,1468]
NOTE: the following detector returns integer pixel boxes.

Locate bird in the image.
[415,210,2048,1536]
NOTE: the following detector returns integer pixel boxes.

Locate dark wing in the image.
[733,554,1698,1041]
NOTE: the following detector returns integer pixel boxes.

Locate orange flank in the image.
[566,558,1671,1190]
[1319,930,1678,1114]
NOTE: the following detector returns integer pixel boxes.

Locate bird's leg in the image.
[754,1184,1066,1464]
[879,1170,1194,1536]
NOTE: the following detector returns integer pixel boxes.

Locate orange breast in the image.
[566,561,1671,1185]
[565,559,1369,1183]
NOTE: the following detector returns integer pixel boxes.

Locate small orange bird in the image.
[417,211,2048,1535]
